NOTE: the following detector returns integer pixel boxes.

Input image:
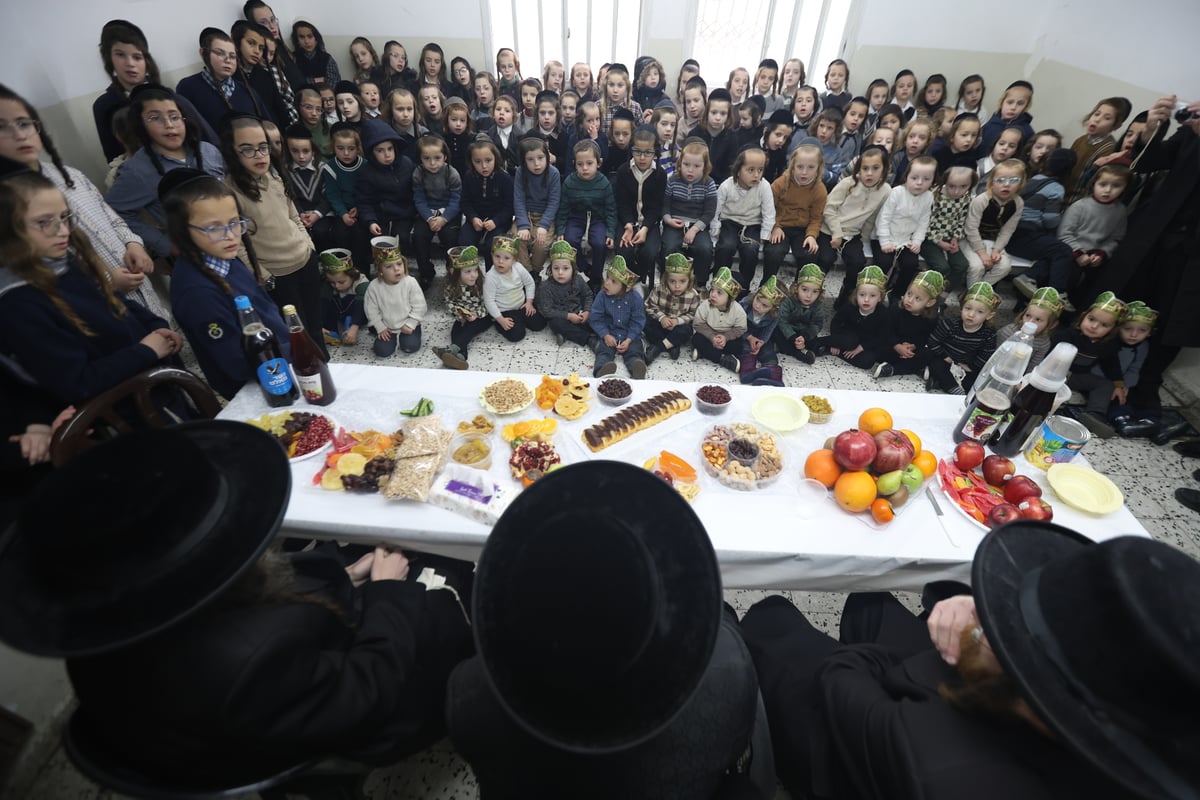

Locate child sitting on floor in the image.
[692,267,748,372]
[996,286,1063,371]
[319,249,367,346]
[434,246,488,370]
[589,256,647,379]
[1056,291,1125,438]
[483,236,545,342]
[813,264,888,371]
[872,269,942,379]
[1101,301,1158,438]
[773,263,826,364]
[737,276,786,384]
[644,252,701,363]
[365,243,425,356]
[921,281,998,394]
[536,241,593,347]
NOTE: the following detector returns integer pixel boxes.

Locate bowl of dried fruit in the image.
[801,394,834,424]
[695,384,732,415]
[450,433,492,470]
[597,378,633,406]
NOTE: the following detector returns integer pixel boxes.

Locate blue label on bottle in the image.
[257,358,294,395]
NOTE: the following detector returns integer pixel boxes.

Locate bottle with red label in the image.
[235,295,297,407]
[282,304,337,406]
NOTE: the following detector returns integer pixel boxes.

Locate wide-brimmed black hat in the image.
[472,461,721,754]
[0,420,291,657]
[973,522,1200,799]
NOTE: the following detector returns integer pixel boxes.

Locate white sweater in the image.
[364,275,427,332]
[714,177,776,235]
[875,185,934,248]
[483,262,536,319]
[820,176,891,241]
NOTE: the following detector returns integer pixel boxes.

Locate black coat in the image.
[1087,124,1200,347]
[66,551,472,785]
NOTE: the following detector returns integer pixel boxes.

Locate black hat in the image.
[1006,80,1034,92]
[0,421,291,657]
[612,107,637,123]
[534,89,558,107]
[198,26,228,47]
[155,167,214,200]
[653,96,675,110]
[973,522,1200,799]
[1044,147,1078,179]
[471,462,721,753]
[745,95,766,115]
[757,58,778,71]
[682,58,700,70]
[128,82,174,103]
[609,62,628,75]
[708,88,732,104]
[102,18,147,38]
[334,80,360,97]
[766,109,793,127]
[0,155,31,181]
[329,121,357,137]
[284,122,312,140]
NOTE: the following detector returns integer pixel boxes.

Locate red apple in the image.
[987,503,1022,528]
[1003,475,1043,505]
[954,440,985,471]
[982,455,1017,487]
[1019,498,1054,521]
[833,429,878,471]
[872,429,916,473]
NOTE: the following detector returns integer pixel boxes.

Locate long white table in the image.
[220,363,1149,591]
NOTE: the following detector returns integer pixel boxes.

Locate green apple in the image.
[900,463,924,492]
[875,469,904,496]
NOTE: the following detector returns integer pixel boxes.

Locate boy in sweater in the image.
[365,247,426,356]
[321,122,371,276]
[773,263,826,364]
[875,155,935,302]
[615,126,667,287]
[1056,165,1129,292]
[535,241,594,346]
[920,281,999,394]
[589,256,647,379]
[557,140,617,286]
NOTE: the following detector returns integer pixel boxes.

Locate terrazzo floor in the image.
[18,261,1200,800]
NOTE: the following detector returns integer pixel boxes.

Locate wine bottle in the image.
[282,304,337,406]
[236,295,298,406]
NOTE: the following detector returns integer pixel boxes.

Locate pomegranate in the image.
[981,454,1016,487]
[954,440,985,471]
[872,429,916,473]
[1003,475,1043,505]
[833,429,877,471]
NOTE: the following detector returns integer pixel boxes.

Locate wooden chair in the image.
[50,366,222,466]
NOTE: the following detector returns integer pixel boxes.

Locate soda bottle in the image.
[282,304,337,406]
[952,341,1031,444]
[235,295,298,407]
[989,342,1078,457]
[966,321,1038,407]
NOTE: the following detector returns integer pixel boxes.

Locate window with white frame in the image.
[485,0,644,82]
[691,0,853,94]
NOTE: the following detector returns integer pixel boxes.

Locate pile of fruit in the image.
[804,407,937,525]
[535,373,591,419]
[247,411,334,459]
[502,417,563,486]
[643,450,700,501]
[940,441,1053,528]
[313,429,399,492]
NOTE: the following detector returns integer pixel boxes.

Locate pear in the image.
[875,469,904,496]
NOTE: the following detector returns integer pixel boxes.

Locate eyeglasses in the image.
[143,113,185,128]
[31,212,73,235]
[210,48,238,62]
[189,217,252,242]
[453,67,470,75]
[236,143,272,158]
[630,148,656,157]
[0,119,41,138]
[993,176,1021,186]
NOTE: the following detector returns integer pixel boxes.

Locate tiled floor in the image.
[19,262,1199,800]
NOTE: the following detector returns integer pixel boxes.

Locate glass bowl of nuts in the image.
[695,384,732,415]
[801,394,834,424]
[596,378,633,406]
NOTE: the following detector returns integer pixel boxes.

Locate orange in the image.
[858,407,894,436]
[870,497,895,524]
[913,450,938,479]
[804,449,843,489]
[900,429,921,456]
[834,470,878,513]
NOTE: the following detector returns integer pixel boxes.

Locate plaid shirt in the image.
[645,284,701,324]
[925,192,971,241]
[444,284,487,321]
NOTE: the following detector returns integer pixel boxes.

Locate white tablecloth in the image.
[220,363,1148,591]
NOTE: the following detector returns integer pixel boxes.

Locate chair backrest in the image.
[62,709,313,800]
[50,366,222,466]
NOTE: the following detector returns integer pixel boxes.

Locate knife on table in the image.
[927,491,960,548]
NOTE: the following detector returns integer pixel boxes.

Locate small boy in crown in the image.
[484,236,546,342]
[812,265,889,371]
[644,252,701,363]
[774,263,825,364]
[1099,301,1159,438]
[872,269,942,379]
[692,267,748,371]
[919,280,998,394]
[998,286,1063,371]
[318,248,368,346]
[589,256,647,378]
[737,276,786,384]
[1056,291,1125,437]
[536,241,594,347]
[364,242,426,357]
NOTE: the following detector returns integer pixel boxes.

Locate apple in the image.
[1019,498,1054,521]
[900,463,924,492]
[876,469,904,496]
[833,429,877,471]
[982,455,1017,487]
[1003,475,1043,505]
[824,436,837,450]
[872,429,916,473]
[888,484,910,508]
[987,503,1022,528]
[954,440,985,471]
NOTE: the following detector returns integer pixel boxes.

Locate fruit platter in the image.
[313,429,399,492]
[644,450,701,502]
[938,440,1054,530]
[246,411,336,461]
[701,422,784,491]
[500,417,563,486]
[534,373,592,419]
[803,407,938,526]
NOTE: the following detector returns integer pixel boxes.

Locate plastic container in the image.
[695,385,732,415]
[699,423,784,491]
[752,394,810,432]
[449,433,492,470]
[596,378,633,406]
[801,395,835,424]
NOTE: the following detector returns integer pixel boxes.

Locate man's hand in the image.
[928,595,978,666]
